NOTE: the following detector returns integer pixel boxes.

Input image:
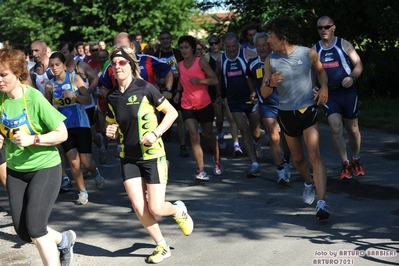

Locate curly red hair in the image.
[0,43,28,81]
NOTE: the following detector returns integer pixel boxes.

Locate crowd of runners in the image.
[0,15,365,265]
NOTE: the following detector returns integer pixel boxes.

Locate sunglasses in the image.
[317,25,333,30]
[209,42,219,46]
[91,49,99,52]
[111,60,129,67]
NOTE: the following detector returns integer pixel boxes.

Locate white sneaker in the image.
[195,170,210,182]
[59,230,76,266]
[233,145,243,156]
[213,157,223,176]
[277,168,290,184]
[315,200,331,220]
[302,182,316,205]
[76,192,88,205]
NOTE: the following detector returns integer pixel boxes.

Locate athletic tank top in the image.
[247,56,279,106]
[314,37,355,95]
[179,57,211,110]
[269,46,315,111]
[52,72,90,129]
[220,49,252,104]
[33,65,54,96]
[209,53,217,70]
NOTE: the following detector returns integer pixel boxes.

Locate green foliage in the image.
[358,96,399,134]
[0,0,198,49]
[0,1,70,46]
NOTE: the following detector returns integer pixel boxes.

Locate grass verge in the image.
[317,96,399,134]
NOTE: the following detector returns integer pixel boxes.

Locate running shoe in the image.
[93,168,105,190]
[302,182,315,205]
[213,157,223,176]
[351,158,365,176]
[195,170,210,182]
[173,200,194,236]
[247,164,261,178]
[75,192,88,205]
[147,243,171,264]
[340,160,352,179]
[60,176,72,192]
[180,145,190,157]
[277,168,290,184]
[283,157,291,178]
[233,145,243,156]
[315,200,331,220]
[59,230,76,266]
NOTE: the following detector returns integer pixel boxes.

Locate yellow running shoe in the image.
[173,200,194,236]
[147,244,171,264]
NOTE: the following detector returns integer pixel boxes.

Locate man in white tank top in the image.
[30,40,53,95]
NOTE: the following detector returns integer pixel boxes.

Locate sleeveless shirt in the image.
[314,37,355,95]
[269,46,315,111]
[179,57,211,110]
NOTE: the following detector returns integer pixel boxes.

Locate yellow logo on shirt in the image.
[127,95,139,105]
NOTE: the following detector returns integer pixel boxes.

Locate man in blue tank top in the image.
[215,32,263,178]
[261,16,330,220]
[313,15,365,180]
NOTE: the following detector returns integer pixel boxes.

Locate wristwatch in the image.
[33,135,40,147]
[266,79,276,89]
[165,87,172,92]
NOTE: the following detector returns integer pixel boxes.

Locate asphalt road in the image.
[1,123,398,266]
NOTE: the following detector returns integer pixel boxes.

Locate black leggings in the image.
[6,164,61,243]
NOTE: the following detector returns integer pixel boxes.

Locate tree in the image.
[72,0,200,47]
[0,0,199,49]
[0,1,71,47]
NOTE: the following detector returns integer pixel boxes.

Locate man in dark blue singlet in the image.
[215,32,262,178]
[313,15,365,180]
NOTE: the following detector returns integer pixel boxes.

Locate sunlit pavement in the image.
[1,123,398,266]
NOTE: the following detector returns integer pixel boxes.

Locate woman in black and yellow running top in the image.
[105,45,194,264]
